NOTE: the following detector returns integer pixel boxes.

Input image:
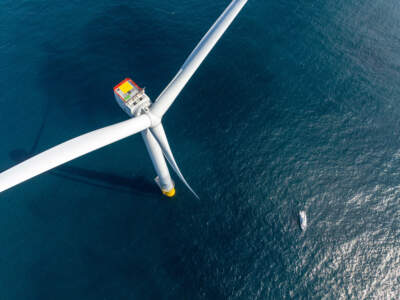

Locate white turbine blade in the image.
[0,115,151,193]
[149,124,200,199]
[151,0,248,117]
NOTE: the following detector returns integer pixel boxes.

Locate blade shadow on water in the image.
[29,97,52,156]
[55,165,159,196]
[8,148,159,196]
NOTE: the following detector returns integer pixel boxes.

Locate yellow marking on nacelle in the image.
[119,81,134,94]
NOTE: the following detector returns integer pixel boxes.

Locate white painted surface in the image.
[150,124,199,199]
[141,128,174,191]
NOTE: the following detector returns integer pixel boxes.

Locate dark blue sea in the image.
[1,0,400,299]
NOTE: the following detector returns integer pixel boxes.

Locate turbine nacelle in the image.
[113,78,162,127]
[113,78,151,117]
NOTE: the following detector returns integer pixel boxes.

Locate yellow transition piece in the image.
[162,188,176,197]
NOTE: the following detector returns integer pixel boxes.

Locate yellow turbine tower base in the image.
[162,188,176,197]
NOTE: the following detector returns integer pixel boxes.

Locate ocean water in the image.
[1,0,400,299]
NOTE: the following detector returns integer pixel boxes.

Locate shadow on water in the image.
[55,165,158,195]
[9,148,158,196]
[9,97,52,163]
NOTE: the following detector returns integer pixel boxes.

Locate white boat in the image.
[299,211,307,231]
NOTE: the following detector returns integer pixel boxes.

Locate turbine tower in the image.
[0,0,248,198]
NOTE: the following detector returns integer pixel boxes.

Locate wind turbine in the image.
[0,0,248,198]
